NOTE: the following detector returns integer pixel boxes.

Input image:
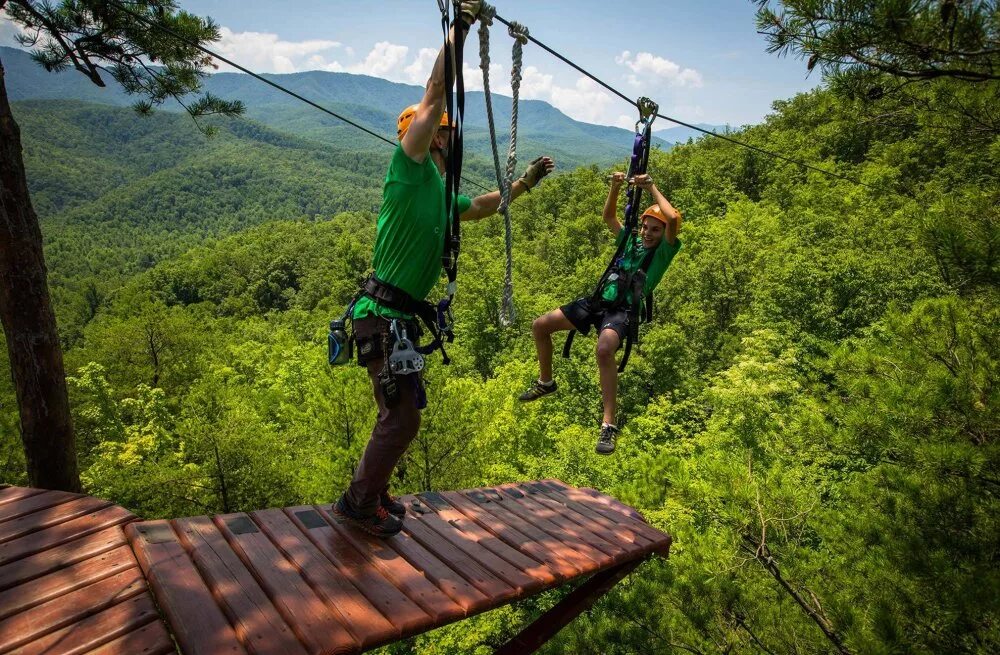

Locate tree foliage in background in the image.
[0,0,241,491]
[0,0,998,652]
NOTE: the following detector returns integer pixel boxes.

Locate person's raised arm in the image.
[635,174,681,245]
[461,156,555,221]
[401,2,480,162]
[603,172,625,235]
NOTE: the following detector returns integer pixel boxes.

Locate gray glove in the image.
[519,156,553,190]
[457,1,481,24]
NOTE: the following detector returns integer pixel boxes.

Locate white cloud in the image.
[349,41,409,78]
[615,50,703,88]
[215,27,343,73]
[404,47,438,85]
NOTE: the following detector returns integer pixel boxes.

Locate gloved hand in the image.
[518,156,555,190]
[457,0,482,24]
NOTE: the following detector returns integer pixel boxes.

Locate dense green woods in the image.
[3,29,1000,655]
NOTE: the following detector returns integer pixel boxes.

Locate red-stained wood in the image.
[496,485,628,562]
[314,503,491,617]
[469,488,613,570]
[83,619,175,655]
[215,512,358,655]
[126,521,245,655]
[400,513,517,603]
[0,525,126,591]
[439,491,584,581]
[415,493,559,586]
[253,508,400,649]
[515,485,652,556]
[0,496,112,544]
[402,495,550,595]
[529,482,655,548]
[5,592,162,655]
[0,543,136,620]
[0,505,133,567]
[546,482,671,554]
[0,567,145,652]
[171,516,305,655]
[0,490,79,524]
[0,487,43,507]
[297,506,462,625]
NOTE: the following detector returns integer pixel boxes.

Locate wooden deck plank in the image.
[496,485,628,562]
[5,593,161,655]
[439,491,584,581]
[0,490,80,524]
[126,521,245,655]
[83,619,175,655]
[0,505,133,567]
[0,544,136,620]
[415,493,560,586]
[400,514,518,602]
[450,491,600,573]
[316,505,491,616]
[404,495,550,595]
[253,508,402,648]
[514,485,654,556]
[214,512,358,655]
[294,507,463,626]
[172,516,307,655]
[0,567,145,652]
[0,526,127,592]
[529,482,656,549]
[0,487,44,507]
[464,489,614,570]
[0,497,113,544]
[544,482,671,552]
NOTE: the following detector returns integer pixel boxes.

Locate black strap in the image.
[361,275,451,364]
[562,329,576,358]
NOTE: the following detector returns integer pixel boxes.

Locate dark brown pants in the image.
[346,316,422,515]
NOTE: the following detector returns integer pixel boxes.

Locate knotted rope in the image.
[479,4,528,327]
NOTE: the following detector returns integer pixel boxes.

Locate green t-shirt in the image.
[354,145,472,320]
[600,228,682,305]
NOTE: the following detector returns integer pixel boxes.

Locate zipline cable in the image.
[104,0,493,192]
[490,12,876,190]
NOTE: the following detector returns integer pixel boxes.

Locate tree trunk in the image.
[0,55,80,492]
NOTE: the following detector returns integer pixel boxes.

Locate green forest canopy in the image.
[2,8,999,653]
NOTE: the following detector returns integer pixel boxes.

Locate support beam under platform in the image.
[495,558,645,655]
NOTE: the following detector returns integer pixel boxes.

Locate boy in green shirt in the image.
[519,172,681,454]
[334,2,554,537]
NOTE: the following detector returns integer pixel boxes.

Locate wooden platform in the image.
[0,485,174,655]
[0,480,670,655]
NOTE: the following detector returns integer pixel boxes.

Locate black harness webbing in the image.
[562,98,659,372]
[439,0,467,344]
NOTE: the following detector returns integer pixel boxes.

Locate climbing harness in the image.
[479,3,529,326]
[562,97,659,373]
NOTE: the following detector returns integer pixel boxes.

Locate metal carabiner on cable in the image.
[636,96,659,131]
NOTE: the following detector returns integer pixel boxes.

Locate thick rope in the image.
[479,4,528,327]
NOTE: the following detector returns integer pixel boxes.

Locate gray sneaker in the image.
[518,379,557,402]
[596,424,619,455]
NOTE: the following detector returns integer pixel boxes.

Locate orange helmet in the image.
[641,204,682,229]
[396,104,451,141]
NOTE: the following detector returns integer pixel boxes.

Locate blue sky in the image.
[2,1,821,130]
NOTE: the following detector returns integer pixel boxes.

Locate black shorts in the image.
[560,298,629,342]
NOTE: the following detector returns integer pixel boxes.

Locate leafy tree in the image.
[0,0,241,490]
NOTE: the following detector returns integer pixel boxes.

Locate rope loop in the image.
[479,2,496,26]
[507,21,529,45]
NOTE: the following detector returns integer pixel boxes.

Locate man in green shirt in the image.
[518,172,681,455]
[334,2,554,537]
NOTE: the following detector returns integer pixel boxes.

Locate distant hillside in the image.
[2,46,724,167]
